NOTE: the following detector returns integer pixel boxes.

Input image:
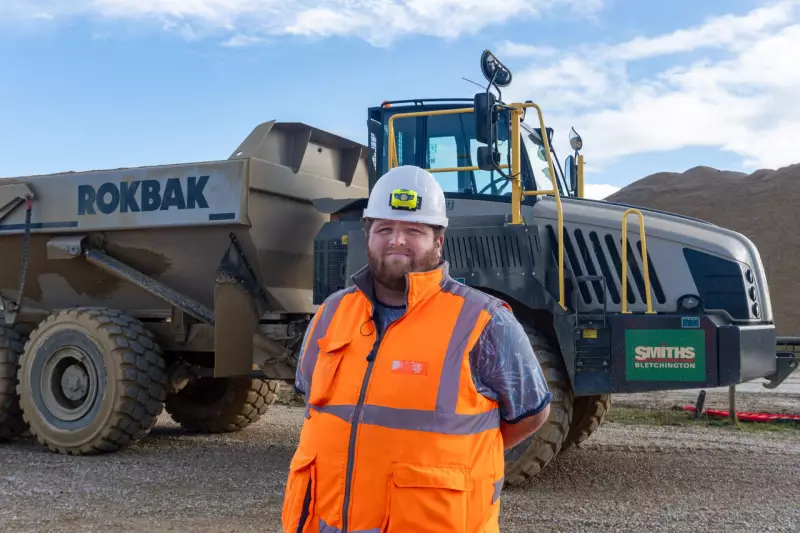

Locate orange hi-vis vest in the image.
[282,262,512,533]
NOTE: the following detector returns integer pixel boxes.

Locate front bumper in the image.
[598,313,793,394]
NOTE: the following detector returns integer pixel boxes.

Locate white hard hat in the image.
[362,165,448,228]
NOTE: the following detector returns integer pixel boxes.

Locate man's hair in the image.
[362,218,445,240]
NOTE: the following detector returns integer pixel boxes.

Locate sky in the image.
[1,0,798,200]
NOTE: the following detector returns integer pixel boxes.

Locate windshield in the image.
[373,106,538,198]
[425,111,515,196]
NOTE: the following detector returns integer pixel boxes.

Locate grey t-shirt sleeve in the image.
[470,306,553,423]
[294,322,313,397]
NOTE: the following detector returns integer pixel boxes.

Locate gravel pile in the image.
[606,163,800,335]
[2,405,798,533]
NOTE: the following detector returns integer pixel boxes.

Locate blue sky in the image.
[1,0,798,198]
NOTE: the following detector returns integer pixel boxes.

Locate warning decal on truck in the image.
[625,329,706,382]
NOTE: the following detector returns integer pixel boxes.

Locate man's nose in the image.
[389,231,406,245]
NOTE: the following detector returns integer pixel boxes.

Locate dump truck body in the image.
[0,120,370,453]
[1,121,370,322]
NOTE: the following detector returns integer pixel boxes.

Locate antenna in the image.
[462,77,485,89]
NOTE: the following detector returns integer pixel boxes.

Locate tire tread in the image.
[18,307,167,454]
[165,377,277,433]
[0,325,27,442]
[504,321,574,487]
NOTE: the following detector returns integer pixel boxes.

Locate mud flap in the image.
[213,233,271,378]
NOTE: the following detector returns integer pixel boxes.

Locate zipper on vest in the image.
[341,325,382,533]
[341,281,411,532]
[342,310,406,533]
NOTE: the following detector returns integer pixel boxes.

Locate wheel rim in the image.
[40,346,99,422]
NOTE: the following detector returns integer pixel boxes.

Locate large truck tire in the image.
[503,319,574,487]
[164,375,277,433]
[17,307,168,455]
[0,325,27,442]
[562,394,611,450]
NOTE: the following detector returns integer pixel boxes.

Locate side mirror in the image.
[477,145,500,171]
[474,91,497,145]
[529,127,554,147]
[480,50,513,87]
[569,127,583,151]
[565,155,578,194]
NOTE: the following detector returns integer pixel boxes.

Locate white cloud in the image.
[500,0,800,173]
[222,34,269,47]
[3,0,606,46]
[583,183,620,200]
[604,1,796,61]
[496,40,558,58]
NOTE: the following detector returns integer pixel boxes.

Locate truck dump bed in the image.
[0,120,370,322]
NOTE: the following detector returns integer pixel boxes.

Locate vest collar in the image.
[351,261,450,312]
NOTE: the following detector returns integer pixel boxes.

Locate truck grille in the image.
[313,239,348,305]
[442,233,536,270]
[546,224,667,308]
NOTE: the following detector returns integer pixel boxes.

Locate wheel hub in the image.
[41,346,99,422]
[61,364,89,401]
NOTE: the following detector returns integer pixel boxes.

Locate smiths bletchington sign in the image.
[625,329,706,382]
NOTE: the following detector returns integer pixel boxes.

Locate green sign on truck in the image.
[625,329,706,382]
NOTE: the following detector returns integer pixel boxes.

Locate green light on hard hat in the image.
[389,188,422,211]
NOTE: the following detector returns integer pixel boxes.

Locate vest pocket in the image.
[282,450,317,533]
[384,463,471,533]
[308,337,350,406]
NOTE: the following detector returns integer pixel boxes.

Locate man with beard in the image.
[284,165,552,533]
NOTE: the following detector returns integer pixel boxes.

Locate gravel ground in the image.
[1,403,798,533]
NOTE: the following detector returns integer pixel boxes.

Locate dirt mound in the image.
[606,163,800,335]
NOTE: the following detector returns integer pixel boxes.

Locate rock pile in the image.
[606,164,800,336]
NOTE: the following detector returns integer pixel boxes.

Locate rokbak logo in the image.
[78,176,209,215]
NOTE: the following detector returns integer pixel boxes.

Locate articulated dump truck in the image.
[310,51,797,486]
[0,120,371,454]
[1,49,796,489]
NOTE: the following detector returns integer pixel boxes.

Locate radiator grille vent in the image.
[546,225,667,307]
[443,233,535,270]
[313,239,348,304]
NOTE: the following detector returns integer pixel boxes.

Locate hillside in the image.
[606,164,800,336]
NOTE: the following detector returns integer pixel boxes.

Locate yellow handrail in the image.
[621,208,654,314]
[513,102,564,308]
[428,165,509,174]
[385,102,566,309]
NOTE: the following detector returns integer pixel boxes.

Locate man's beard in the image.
[367,245,441,292]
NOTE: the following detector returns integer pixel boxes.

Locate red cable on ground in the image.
[682,405,800,422]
